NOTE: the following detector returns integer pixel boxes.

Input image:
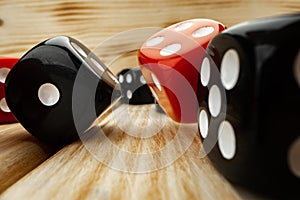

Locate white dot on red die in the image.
[145,36,164,47]
[38,83,60,106]
[174,21,193,31]
[199,109,209,138]
[0,67,11,83]
[160,43,182,57]
[218,120,236,160]
[71,42,87,58]
[151,73,162,91]
[294,50,300,87]
[208,85,221,117]
[220,49,240,90]
[201,57,210,87]
[0,98,10,112]
[288,137,300,178]
[192,26,214,38]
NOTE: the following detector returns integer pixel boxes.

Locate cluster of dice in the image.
[0,13,299,198]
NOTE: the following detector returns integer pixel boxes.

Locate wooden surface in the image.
[0,105,241,200]
[0,124,53,193]
[0,0,298,199]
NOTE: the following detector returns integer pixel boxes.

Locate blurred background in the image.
[0,0,298,58]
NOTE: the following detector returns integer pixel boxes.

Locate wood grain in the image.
[0,105,240,200]
[0,0,298,58]
[0,0,298,199]
[0,124,54,193]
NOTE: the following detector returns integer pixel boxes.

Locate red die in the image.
[138,19,226,123]
[0,57,18,124]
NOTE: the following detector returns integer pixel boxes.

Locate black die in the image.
[198,14,300,198]
[5,36,121,145]
[118,67,154,105]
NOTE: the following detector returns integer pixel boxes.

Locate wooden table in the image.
[0,0,298,199]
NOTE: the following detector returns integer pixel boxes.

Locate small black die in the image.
[118,68,154,105]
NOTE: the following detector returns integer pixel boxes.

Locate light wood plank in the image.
[0,105,240,200]
[0,124,54,193]
[0,0,297,58]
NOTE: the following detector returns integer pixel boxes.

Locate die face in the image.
[167,19,226,48]
[117,68,154,105]
[5,36,120,145]
[199,14,300,197]
[0,57,18,124]
[256,29,300,193]
[139,19,226,123]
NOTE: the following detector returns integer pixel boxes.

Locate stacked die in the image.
[198,13,300,198]
[0,57,18,123]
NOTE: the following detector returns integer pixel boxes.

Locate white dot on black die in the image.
[288,137,300,178]
[218,120,236,160]
[199,109,209,138]
[160,43,181,57]
[0,67,10,83]
[126,74,132,83]
[220,49,240,90]
[119,74,124,83]
[174,21,193,31]
[208,85,221,117]
[146,36,165,47]
[38,83,60,106]
[140,75,146,84]
[192,26,214,38]
[127,90,133,99]
[0,98,10,112]
[293,50,300,87]
[200,57,210,87]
